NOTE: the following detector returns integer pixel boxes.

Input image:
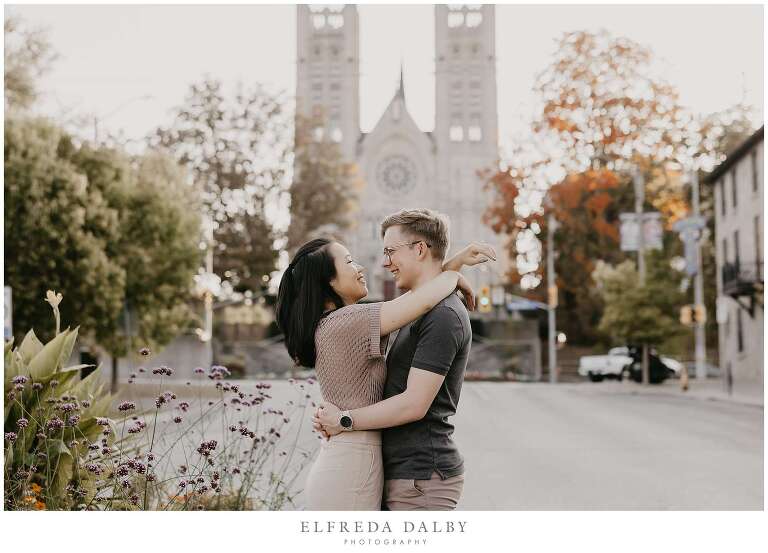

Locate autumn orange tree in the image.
[484,29,757,345]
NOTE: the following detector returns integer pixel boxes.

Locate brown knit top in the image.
[314,302,388,410]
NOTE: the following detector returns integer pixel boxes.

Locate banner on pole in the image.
[619,212,663,251]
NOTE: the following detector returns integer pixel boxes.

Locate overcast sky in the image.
[9,3,764,149]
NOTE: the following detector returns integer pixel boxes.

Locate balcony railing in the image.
[722,261,763,297]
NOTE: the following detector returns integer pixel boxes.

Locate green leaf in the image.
[18,329,44,364]
[60,363,94,373]
[54,327,80,373]
[27,330,70,379]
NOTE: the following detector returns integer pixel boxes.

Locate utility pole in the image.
[547,212,558,384]
[691,169,707,380]
[634,170,649,385]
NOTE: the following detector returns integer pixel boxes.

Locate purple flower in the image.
[12,375,29,385]
[49,379,59,388]
[46,418,64,432]
[59,402,78,413]
[96,417,110,426]
[173,416,182,424]
[194,367,205,374]
[32,382,43,391]
[117,401,136,412]
[139,347,151,356]
[152,366,174,376]
[81,400,91,408]
[17,417,29,429]
[178,401,190,412]
[85,463,104,475]
[5,432,18,443]
[67,415,81,426]
[208,365,231,380]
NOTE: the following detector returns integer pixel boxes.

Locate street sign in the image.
[4,287,11,341]
[619,212,663,251]
[673,216,707,277]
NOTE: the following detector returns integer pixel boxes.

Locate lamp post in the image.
[633,169,650,385]
[193,222,221,343]
[547,210,559,384]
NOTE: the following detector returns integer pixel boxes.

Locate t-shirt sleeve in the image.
[410,305,465,376]
[323,302,384,359]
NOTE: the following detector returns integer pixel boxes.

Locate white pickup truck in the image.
[579,347,684,382]
[578,347,633,382]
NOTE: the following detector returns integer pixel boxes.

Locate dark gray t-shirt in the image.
[381,293,471,480]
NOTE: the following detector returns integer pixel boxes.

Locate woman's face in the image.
[328,242,367,305]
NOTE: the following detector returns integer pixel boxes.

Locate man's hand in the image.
[312,401,343,437]
[443,242,497,272]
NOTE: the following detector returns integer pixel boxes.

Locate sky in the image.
[9,3,764,151]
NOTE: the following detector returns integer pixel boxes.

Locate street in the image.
[145,378,762,510]
[453,381,763,510]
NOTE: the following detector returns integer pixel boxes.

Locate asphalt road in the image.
[127,379,763,510]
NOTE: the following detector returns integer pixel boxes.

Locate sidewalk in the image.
[608,377,764,408]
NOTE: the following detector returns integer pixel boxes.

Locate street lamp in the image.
[193,223,220,343]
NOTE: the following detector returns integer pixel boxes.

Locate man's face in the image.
[381,225,428,291]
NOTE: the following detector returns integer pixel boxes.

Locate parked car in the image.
[579,346,683,383]
[578,347,633,382]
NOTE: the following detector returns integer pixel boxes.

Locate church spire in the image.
[396,60,405,101]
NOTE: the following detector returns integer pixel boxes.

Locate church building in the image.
[296,5,505,301]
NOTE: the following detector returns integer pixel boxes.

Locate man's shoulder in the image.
[423,294,470,331]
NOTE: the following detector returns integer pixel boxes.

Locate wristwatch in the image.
[339,410,353,431]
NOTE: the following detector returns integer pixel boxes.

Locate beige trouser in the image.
[385,471,465,511]
[304,430,383,511]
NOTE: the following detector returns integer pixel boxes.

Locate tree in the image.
[151,78,292,293]
[5,116,202,360]
[593,252,686,349]
[484,29,758,345]
[4,14,56,111]
[4,117,125,344]
[287,113,358,253]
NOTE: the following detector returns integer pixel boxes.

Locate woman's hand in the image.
[443,242,497,272]
[455,273,476,311]
[312,401,343,437]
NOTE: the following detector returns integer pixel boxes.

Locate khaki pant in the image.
[385,472,465,511]
[304,430,383,511]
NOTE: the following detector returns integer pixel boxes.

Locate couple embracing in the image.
[276,208,495,511]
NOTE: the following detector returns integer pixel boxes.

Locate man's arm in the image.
[315,368,444,434]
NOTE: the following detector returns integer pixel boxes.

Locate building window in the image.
[468,125,482,142]
[734,230,740,269]
[722,238,729,266]
[751,150,759,192]
[330,128,343,143]
[736,308,744,353]
[465,11,483,28]
[449,125,464,142]
[448,11,464,28]
[311,82,323,92]
[731,169,737,208]
[327,14,344,29]
[721,177,727,217]
[313,127,325,142]
[330,82,341,91]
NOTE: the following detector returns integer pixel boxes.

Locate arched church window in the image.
[327,14,344,29]
[449,125,464,142]
[312,15,326,30]
[465,11,483,28]
[448,11,464,28]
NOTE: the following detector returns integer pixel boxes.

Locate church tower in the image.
[296,5,360,161]
[434,5,501,289]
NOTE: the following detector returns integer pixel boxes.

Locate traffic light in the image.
[680,304,706,326]
[478,286,492,313]
[680,305,692,325]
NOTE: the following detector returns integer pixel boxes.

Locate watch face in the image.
[376,155,417,195]
[340,415,353,429]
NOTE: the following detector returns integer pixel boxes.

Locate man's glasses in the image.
[382,240,431,264]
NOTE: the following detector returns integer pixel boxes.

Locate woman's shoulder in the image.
[316,302,381,332]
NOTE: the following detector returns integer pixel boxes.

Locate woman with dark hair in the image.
[276,237,493,510]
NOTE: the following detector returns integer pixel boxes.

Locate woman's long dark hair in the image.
[276,238,345,367]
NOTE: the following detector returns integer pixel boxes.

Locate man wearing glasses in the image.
[316,208,491,510]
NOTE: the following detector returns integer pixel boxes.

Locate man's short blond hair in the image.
[380,208,451,260]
